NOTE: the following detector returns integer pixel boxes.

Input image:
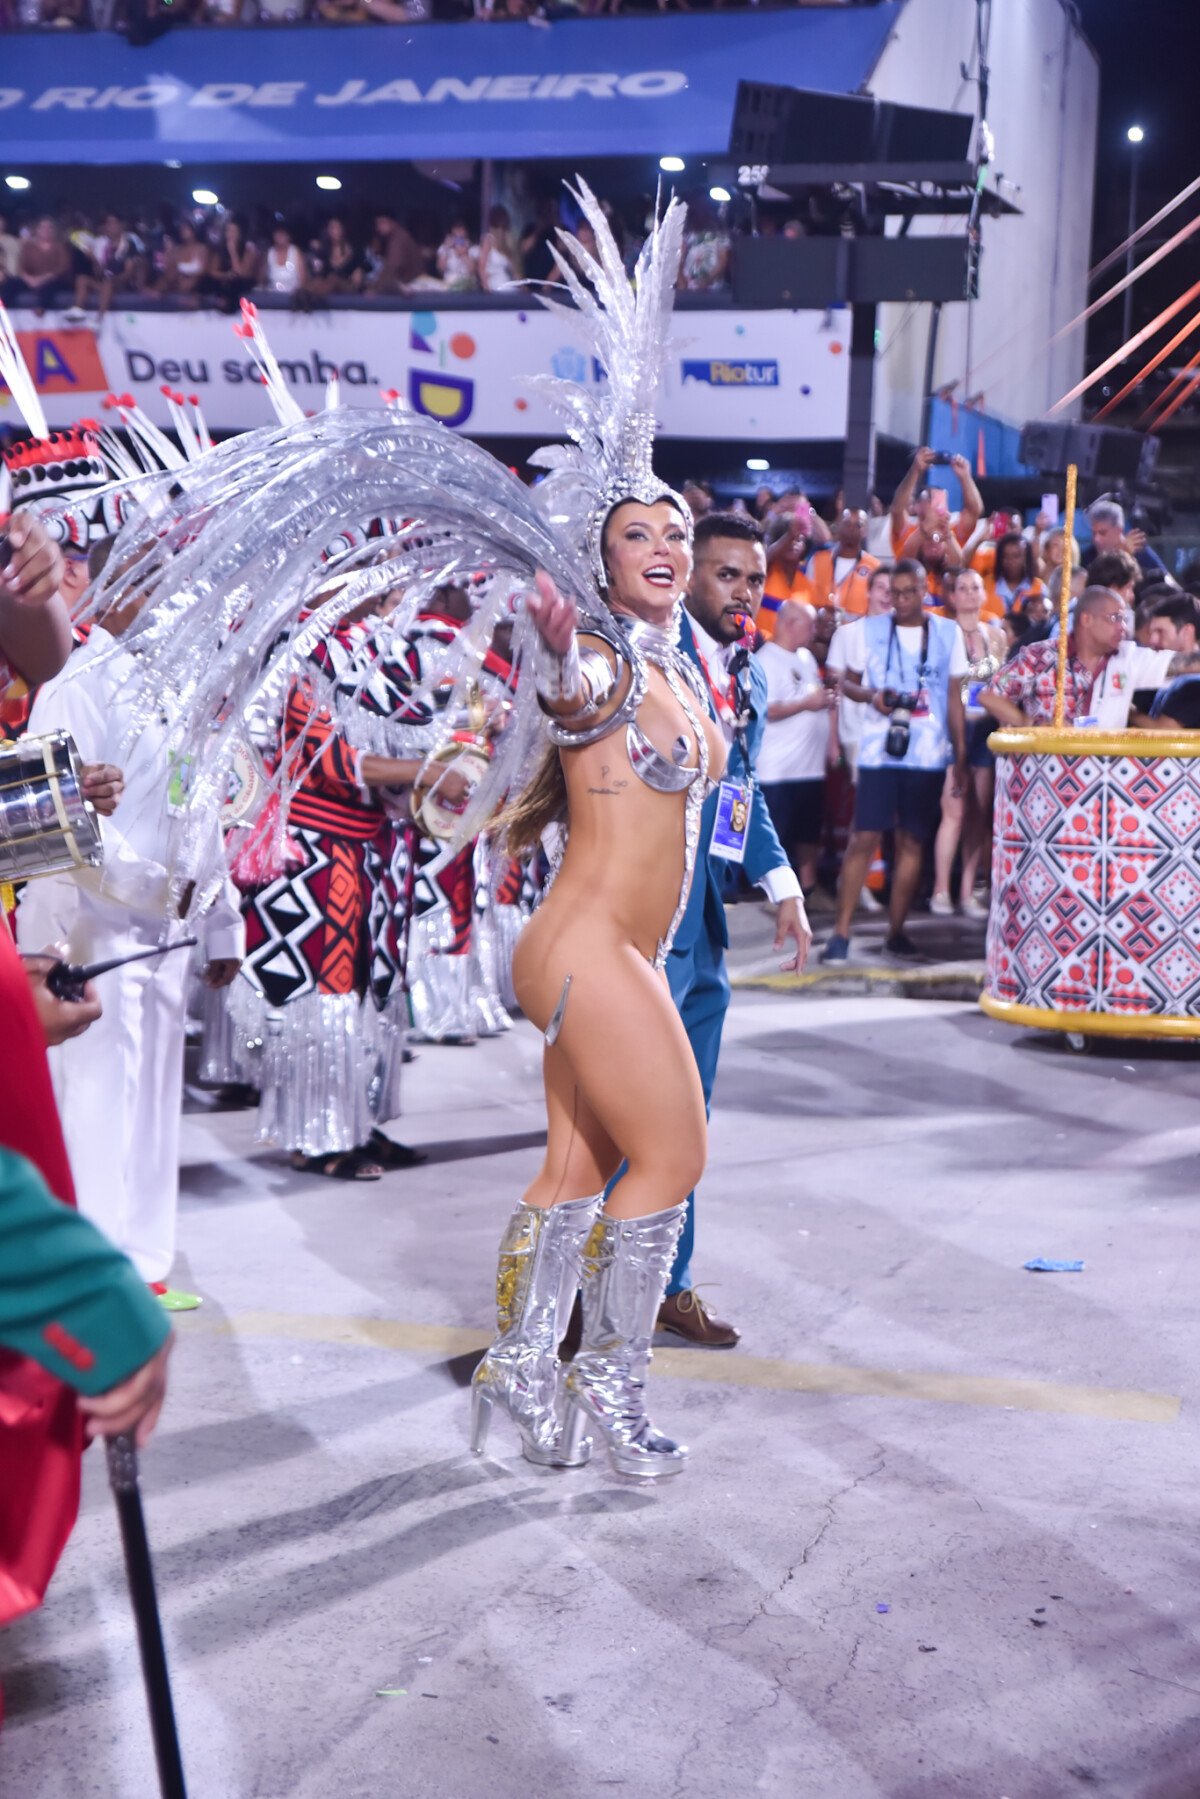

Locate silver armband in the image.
[532,631,583,705]
[533,636,619,725]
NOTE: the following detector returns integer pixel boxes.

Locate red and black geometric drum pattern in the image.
[987,749,1200,1018]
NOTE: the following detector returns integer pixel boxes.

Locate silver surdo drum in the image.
[0,730,104,881]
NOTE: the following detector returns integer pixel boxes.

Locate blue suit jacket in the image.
[671,612,789,956]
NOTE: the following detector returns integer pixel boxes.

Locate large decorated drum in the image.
[982,729,1200,1040]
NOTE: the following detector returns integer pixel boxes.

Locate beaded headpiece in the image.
[528,181,691,588]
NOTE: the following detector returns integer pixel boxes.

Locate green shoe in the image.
[153,1286,203,1312]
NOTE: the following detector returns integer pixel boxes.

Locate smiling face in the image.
[688,533,767,645]
[601,500,693,622]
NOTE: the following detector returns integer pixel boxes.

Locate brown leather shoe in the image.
[656,1289,740,1348]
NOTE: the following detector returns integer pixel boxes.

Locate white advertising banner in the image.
[2,305,851,442]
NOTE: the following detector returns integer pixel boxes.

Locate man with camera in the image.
[821,559,968,962]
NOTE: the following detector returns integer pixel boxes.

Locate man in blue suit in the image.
[657,511,812,1345]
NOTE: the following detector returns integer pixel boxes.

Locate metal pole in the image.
[106,1435,188,1799]
[1122,149,1139,349]
[842,302,878,511]
[919,300,943,448]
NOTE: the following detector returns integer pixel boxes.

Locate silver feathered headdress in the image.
[528,180,690,587]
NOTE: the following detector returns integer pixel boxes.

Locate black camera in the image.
[881,688,919,759]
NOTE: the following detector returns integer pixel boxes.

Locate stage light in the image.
[4,175,31,191]
[316,175,342,192]
[746,458,771,471]
[659,156,686,174]
[709,185,732,204]
[164,160,182,170]
[192,188,219,206]
[1127,125,1145,144]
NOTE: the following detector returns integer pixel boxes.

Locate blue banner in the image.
[0,9,898,165]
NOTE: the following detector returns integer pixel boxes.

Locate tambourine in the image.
[221,739,265,827]
[411,737,492,841]
[0,729,104,882]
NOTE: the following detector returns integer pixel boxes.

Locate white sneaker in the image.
[928,892,954,917]
[961,895,989,920]
[858,887,884,913]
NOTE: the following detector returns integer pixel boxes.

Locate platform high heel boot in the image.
[563,1203,689,1480]
[470,1191,604,1467]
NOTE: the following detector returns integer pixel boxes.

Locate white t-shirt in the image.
[838,615,969,771]
[756,642,828,782]
[1087,642,1173,729]
[827,621,865,748]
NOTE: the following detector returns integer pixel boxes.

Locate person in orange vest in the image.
[889,446,983,560]
[981,531,1045,618]
[759,502,820,639]
[805,507,880,616]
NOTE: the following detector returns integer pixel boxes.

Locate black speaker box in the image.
[731,237,973,307]
[730,82,973,169]
[1019,420,1154,484]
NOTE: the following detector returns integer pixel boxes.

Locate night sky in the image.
[1075,0,1197,373]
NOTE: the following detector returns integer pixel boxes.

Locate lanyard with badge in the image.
[710,641,755,863]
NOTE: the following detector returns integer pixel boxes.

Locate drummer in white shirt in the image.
[755,600,832,895]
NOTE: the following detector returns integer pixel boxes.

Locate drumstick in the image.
[45,936,199,1002]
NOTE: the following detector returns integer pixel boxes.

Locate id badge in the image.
[711,780,750,863]
[167,752,193,816]
[966,680,984,711]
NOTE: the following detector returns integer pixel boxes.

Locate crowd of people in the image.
[680,449,1200,961]
[2,0,815,29]
[0,193,742,318]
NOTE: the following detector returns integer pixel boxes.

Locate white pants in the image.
[46,940,189,1283]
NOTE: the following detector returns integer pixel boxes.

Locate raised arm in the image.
[951,453,984,534]
[528,571,627,737]
[0,512,72,686]
[890,446,936,543]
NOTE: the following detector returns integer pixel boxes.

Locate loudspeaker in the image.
[730,82,973,169]
[1019,420,1154,484]
[731,237,973,307]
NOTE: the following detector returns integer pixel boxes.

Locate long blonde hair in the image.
[496,741,567,857]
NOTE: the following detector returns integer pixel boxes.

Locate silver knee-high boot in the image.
[563,1202,689,1480]
[470,1191,604,1467]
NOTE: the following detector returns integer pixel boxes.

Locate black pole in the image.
[106,1436,188,1799]
[842,301,878,511]
[919,300,943,448]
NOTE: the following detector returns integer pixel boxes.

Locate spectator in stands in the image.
[210,217,261,310]
[889,447,983,561]
[1019,587,1054,643]
[751,485,776,523]
[1148,673,1200,730]
[1,212,23,302]
[1084,498,1168,581]
[366,211,425,294]
[1146,593,1200,654]
[929,568,1005,919]
[981,587,1184,730]
[827,566,893,779]
[806,507,879,616]
[762,506,818,633]
[1089,548,1139,614]
[1039,523,1079,586]
[261,222,307,299]
[309,217,362,296]
[69,212,146,319]
[519,196,560,284]
[678,200,730,293]
[436,219,479,292]
[821,558,967,962]
[158,218,210,301]
[985,531,1043,616]
[910,516,962,603]
[478,205,518,293]
[17,217,71,315]
[682,479,714,523]
[756,601,830,897]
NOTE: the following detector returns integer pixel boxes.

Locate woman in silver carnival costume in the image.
[79,182,719,1478]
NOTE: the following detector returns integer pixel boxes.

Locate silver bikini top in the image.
[542,603,715,967]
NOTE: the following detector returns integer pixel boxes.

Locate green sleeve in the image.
[0,1148,169,1395]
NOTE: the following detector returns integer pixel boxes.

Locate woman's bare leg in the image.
[519,940,707,1221]
[932,766,963,903]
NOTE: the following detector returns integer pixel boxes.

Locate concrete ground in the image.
[4,950,1200,1798]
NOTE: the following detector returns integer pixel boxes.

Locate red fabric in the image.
[0,921,85,1630]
